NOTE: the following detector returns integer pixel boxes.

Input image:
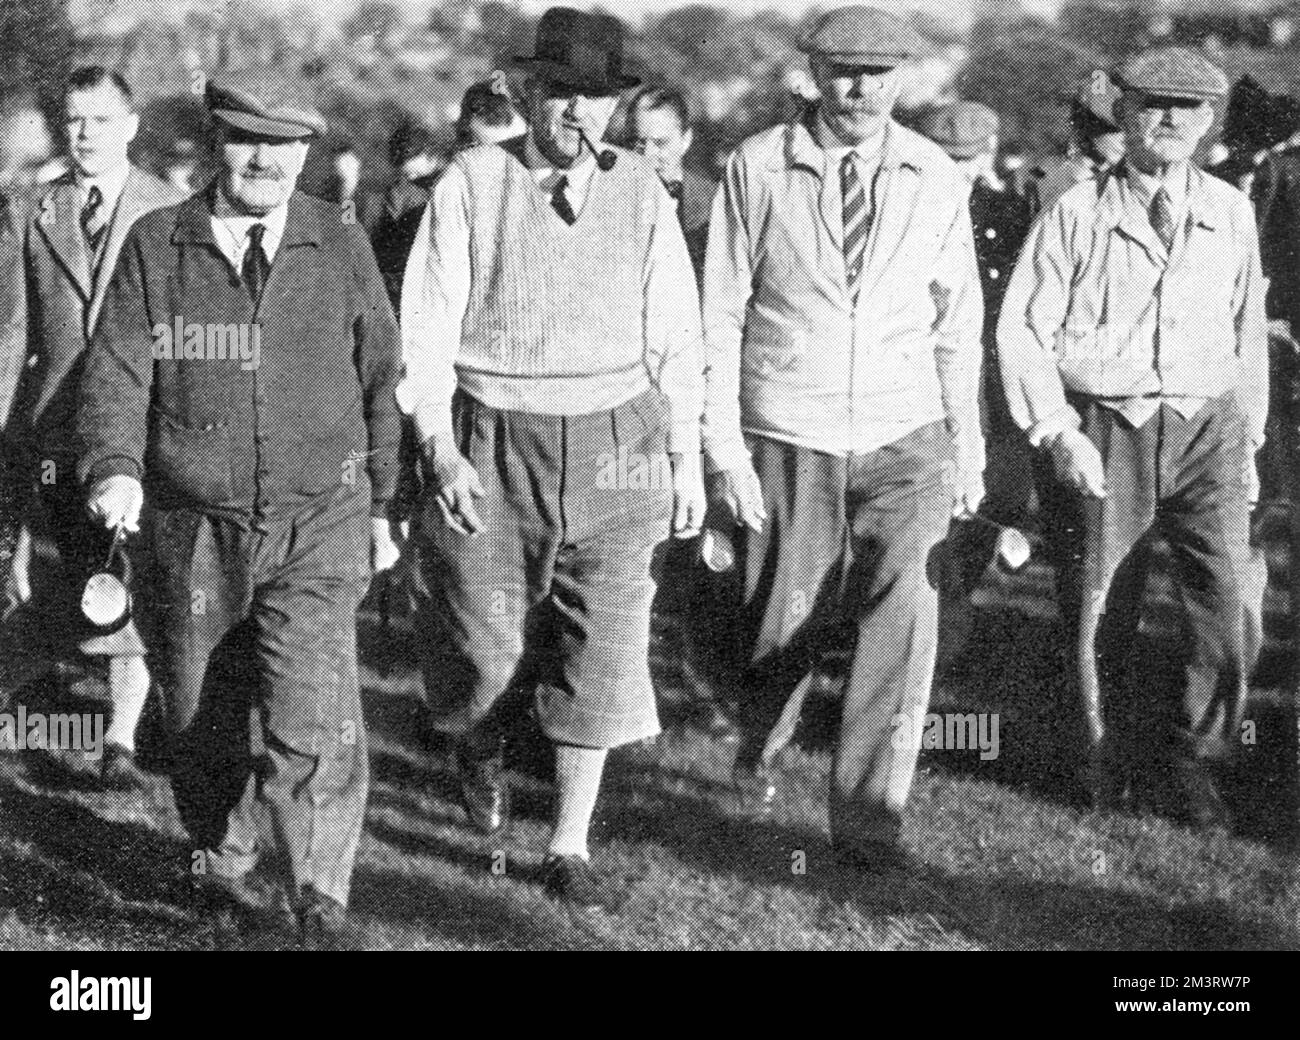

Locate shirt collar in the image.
[1124,161,1191,215]
[785,107,923,178]
[76,162,130,215]
[1099,160,1222,234]
[210,184,290,261]
[814,109,885,164]
[525,130,596,199]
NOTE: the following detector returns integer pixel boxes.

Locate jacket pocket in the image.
[147,410,235,506]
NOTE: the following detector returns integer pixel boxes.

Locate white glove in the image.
[86,475,144,532]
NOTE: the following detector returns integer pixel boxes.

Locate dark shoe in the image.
[731,761,778,819]
[100,744,150,790]
[453,740,509,835]
[296,885,351,951]
[1176,761,1233,835]
[696,700,740,742]
[538,854,622,912]
[198,873,293,947]
[832,840,913,876]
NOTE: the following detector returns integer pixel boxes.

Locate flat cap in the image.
[205,81,326,140]
[919,101,999,159]
[1113,46,1228,101]
[798,5,923,68]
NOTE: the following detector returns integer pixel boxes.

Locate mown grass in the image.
[1,523,1298,950]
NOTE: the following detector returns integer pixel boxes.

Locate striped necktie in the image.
[1149,186,1175,253]
[81,184,107,256]
[841,153,870,300]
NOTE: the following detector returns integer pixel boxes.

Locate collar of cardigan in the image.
[169,183,323,249]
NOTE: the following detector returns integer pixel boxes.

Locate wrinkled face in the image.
[1119,91,1214,169]
[66,83,138,178]
[629,103,692,182]
[526,78,619,168]
[219,129,310,215]
[811,58,903,145]
[466,112,526,147]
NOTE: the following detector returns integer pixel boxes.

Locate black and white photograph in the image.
[0,0,1296,979]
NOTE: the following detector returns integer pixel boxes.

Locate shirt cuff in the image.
[86,456,142,487]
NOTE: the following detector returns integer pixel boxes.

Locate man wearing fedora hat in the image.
[700,6,984,871]
[77,80,404,946]
[400,6,705,908]
[998,46,1267,827]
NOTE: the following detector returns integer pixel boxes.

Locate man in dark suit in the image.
[627,85,714,285]
[77,81,403,948]
[0,68,184,783]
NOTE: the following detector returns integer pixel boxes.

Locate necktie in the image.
[81,185,106,255]
[1149,186,1175,253]
[551,175,577,225]
[242,223,270,302]
[841,154,870,300]
[665,180,684,202]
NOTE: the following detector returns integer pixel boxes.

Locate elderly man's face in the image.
[219,130,310,215]
[1120,92,1214,169]
[527,79,619,168]
[811,58,903,146]
[66,83,138,179]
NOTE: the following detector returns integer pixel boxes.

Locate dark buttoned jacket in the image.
[77,186,403,524]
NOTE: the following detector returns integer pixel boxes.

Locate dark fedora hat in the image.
[515,7,640,96]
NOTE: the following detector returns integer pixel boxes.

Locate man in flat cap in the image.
[1033,72,1127,216]
[998,46,1266,828]
[0,68,184,782]
[77,80,404,946]
[920,101,1034,657]
[400,7,704,908]
[701,5,984,870]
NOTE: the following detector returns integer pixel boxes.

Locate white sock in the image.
[548,744,608,860]
[105,656,150,752]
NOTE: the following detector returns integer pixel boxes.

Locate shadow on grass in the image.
[600,758,1300,951]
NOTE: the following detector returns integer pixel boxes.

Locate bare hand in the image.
[670,452,706,539]
[1048,429,1107,499]
[707,461,767,532]
[422,435,486,536]
[86,475,144,532]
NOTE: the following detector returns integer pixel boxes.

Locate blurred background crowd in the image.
[7,0,1300,217]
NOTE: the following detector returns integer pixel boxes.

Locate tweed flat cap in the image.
[1113,46,1228,101]
[919,101,999,158]
[798,5,923,68]
[206,81,326,140]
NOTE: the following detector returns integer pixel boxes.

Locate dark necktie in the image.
[841,154,871,300]
[551,175,577,225]
[1150,186,1175,253]
[242,223,270,302]
[81,184,106,255]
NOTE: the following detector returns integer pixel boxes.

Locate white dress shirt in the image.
[209,186,290,270]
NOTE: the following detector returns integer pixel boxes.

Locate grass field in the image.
[2,520,1299,951]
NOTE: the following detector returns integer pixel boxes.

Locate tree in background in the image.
[0,0,74,134]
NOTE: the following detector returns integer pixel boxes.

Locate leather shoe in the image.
[538,854,623,912]
[101,743,150,790]
[453,740,509,835]
[198,873,293,946]
[296,884,352,951]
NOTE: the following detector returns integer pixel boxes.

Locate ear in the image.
[124,112,140,146]
[682,127,694,153]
